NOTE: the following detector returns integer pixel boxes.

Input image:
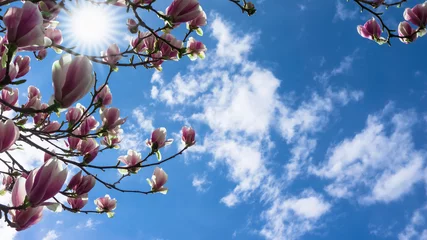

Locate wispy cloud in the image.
[334,1,358,21]
[42,230,59,240]
[192,174,211,192]
[398,205,427,240]
[76,218,101,230]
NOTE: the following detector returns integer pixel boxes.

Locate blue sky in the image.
[1,0,427,239]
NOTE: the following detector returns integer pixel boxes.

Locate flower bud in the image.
[146,167,168,194]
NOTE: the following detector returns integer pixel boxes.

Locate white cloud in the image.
[334,1,357,21]
[151,14,360,240]
[42,230,59,240]
[192,174,211,192]
[260,190,331,240]
[313,107,425,204]
[314,51,358,83]
[56,220,63,225]
[210,14,255,64]
[132,108,154,133]
[76,218,100,230]
[398,205,427,240]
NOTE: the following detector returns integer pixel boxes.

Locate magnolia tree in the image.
[0,0,257,231]
[0,0,423,233]
[354,0,427,45]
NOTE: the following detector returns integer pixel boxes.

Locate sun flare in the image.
[60,3,125,54]
[71,6,110,44]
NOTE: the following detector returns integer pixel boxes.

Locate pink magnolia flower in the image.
[14,56,31,78]
[4,2,45,47]
[67,170,96,195]
[187,8,206,30]
[38,0,61,22]
[44,151,54,162]
[33,103,49,125]
[399,21,418,44]
[181,126,196,146]
[80,116,99,136]
[27,86,41,100]
[94,85,113,106]
[146,167,168,194]
[67,129,81,150]
[101,44,122,67]
[0,62,19,83]
[101,135,121,149]
[158,34,183,60]
[404,2,427,28]
[78,138,99,164]
[52,54,95,108]
[1,87,19,111]
[36,48,47,60]
[118,150,141,174]
[131,32,156,53]
[127,19,138,34]
[150,52,164,71]
[101,107,126,130]
[1,173,13,191]
[66,107,83,125]
[0,119,20,152]
[10,177,43,231]
[357,18,382,40]
[186,37,206,60]
[165,0,202,25]
[146,127,173,151]
[25,159,68,206]
[42,121,60,133]
[67,193,88,210]
[94,194,117,217]
[44,28,63,45]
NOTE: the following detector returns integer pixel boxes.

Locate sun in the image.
[59,2,125,55]
[71,6,110,44]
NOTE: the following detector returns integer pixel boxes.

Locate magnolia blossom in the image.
[0,62,19,83]
[101,44,122,67]
[101,135,121,149]
[36,48,47,60]
[101,107,126,130]
[80,116,99,135]
[38,0,61,22]
[131,32,156,53]
[25,159,68,206]
[94,85,113,106]
[10,178,43,231]
[44,28,63,45]
[127,19,138,34]
[33,103,49,125]
[404,2,427,28]
[146,128,173,151]
[372,0,385,7]
[44,151,54,162]
[357,18,386,44]
[165,0,201,25]
[1,173,13,192]
[158,34,183,60]
[14,56,31,78]
[66,107,83,125]
[78,138,100,164]
[42,121,61,133]
[147,167,168,194]
[67,129,81,150]
[0,120,20,152]
[182,126,196,146]
[186,37,206,60]
[4,2,45,47]
[52,54,95,108]
[67,193,88,210]
[399,21,418,44]
[67,171,96,195]
[187,7,206,31]
[1,87,19,111]
[118,150,142,174]
[94,194,117,218]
